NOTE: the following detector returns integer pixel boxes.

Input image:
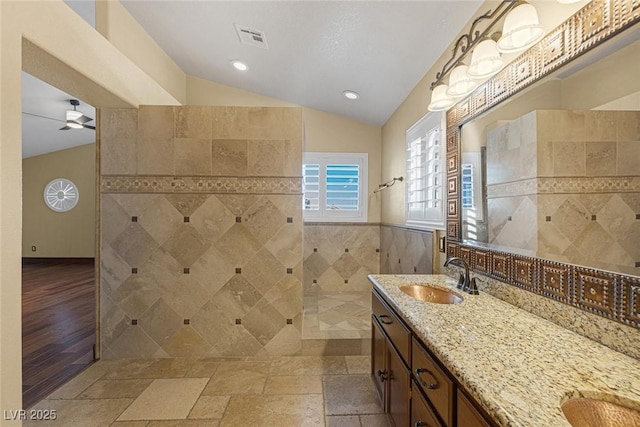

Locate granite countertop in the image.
[368,274,640,427]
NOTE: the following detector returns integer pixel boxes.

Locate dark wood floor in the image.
[22,258,96,409]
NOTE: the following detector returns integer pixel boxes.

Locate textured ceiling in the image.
[120,1,482,126]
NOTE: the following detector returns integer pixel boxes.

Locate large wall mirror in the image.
[446,0,640,327]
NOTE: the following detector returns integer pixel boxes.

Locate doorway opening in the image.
[21,72,98,408]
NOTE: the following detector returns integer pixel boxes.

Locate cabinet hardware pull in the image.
[415,422,431,427]
[415,368,439,389]
[378,315,393,325]
[377,369,388,382]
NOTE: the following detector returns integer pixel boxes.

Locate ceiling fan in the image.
[60,99,95,130]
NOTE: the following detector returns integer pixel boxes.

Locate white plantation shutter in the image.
[406,112,445,229]
[303,163,320,211]
[325,163,360,211]
[303,153,368,222]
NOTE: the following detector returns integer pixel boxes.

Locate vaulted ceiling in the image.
[22,1,483,157]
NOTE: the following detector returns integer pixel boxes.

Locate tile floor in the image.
[26,355,390,427]
[302,292,371,340]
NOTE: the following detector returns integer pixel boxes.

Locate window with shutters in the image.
[302,152,368,222]
[406,112,445,229]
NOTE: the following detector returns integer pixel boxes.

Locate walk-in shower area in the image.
[302,224,380,342]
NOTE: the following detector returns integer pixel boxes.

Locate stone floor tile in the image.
[201,360,269,395]
[359,414,392,426]
[270,356,347,375]
[220,394,324,427]
[184,358,220,378]
[325,415,361,427]
[345,355,371,374]
[117,378,208,421]
[264,375,323,394]
[147,421,219,427]
[323,375,384,415]
[188,395,230,419]
[23,398,132,427]
[46,361,120,399]
[110,422,149,427]
[78,379,153,399]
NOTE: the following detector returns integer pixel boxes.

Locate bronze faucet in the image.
[444,256,479,295]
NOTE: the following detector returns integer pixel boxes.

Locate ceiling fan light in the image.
[66,110,83,122]
[66,121,83,129]
[468,39,504,78]
[428,84,455,112]
[497,2,544,53]
[446,64,478,98]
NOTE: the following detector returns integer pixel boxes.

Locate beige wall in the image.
[22,144,96,258]
[186,76,383,223]
[96,1,187,105]
[302,108,381,223]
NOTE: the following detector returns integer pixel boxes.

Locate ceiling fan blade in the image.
[82,124,96,130]
[59,125,71,130]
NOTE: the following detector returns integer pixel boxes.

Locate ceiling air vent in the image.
[234,23,269,49]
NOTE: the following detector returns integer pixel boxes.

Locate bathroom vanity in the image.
[368,274,640,427]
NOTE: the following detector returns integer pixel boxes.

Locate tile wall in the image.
[99,106,304,358]
[379,225,434,275]
[303,223,380,293]
[486,110,640,275]
[302,223,380,341]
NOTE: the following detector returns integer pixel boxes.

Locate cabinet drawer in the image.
[372,291,411,363]
[411,383,443,427]
[412,338,454,427]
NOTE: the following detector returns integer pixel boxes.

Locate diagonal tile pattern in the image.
[100,106,305,359]
[302,224,380,340]
[379,225,434,275]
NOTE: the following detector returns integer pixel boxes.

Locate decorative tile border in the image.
[487,177,640,198]
[537,176,640,194]
[101,175,302,194]
[447,241,640,329]
[487,179,537,198]
[445,0,640,331]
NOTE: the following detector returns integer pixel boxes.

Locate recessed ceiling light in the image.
[342,90,360,100]
[231,60,249,71]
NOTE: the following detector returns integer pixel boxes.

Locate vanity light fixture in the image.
[446,64,478,98]
[496,2,544,53]
[467,38,504,78]
[428,84,456,111]
[428,0,551,112]
[230,60,249,71]
[342,90,360,100]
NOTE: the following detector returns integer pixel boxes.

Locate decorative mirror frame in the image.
[445,0,640,329]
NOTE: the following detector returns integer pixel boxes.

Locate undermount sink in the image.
[399,284,463,304]
[562,398,640,427]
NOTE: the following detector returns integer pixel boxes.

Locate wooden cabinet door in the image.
[412,383,443,427]
[412,338,454,426]
[457,389,491,427]
[387,343,410,427]
[371,316,387,406]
